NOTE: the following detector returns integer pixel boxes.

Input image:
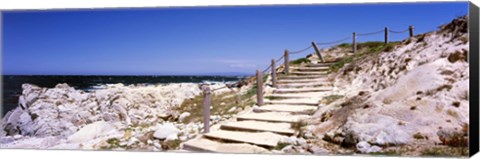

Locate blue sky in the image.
[1,2,468,75]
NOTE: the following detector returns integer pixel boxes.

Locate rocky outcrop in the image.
[308,16,469,153]
[0,82,216,149]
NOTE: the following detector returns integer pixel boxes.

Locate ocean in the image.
[1,75,246,116]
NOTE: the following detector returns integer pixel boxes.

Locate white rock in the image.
[286,136,298,145]
[297,138,307,148]
[178,112,191,122]
[67,121,118,143]
[281,145,295,153]
[179,135,187,141]
[368,145,382,153]
[228,107,237,113]
[0,136,14,144]
[356,141,371,153]
[127,137,139,146]
[153,123,179,139]
[13,135,22,140]
[119,141,128,146]
[153,142,162,149]
[165,134,178,141]
[309,145,329,155]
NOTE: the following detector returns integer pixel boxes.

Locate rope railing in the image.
[357,29,385,36]
[389,28,409,34]
[289,45,313,54]
[199,25,415,133]
[275,54,284,63]
[315,36,351,45]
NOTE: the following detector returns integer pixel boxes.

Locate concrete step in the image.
[277,82,332,88]
[278,75,327,80]
[254,104,317,114]
[306,63,336,67]
[289,71,328,76]
[236,112,309,123]
[182,138,270,153]
[274,87,333,94]
[220,120,295,135]
[290,66,329,71]
[266,92,330,99]
[277,78,329,84]
[203,130,289,147]
[264,99,319,106]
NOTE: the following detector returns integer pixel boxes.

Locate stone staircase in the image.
[182,62,335,153]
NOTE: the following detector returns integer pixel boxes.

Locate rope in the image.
[275,55,284,63]
[315,36,351,45]
[289,45,313,54]
[357,29,385,36]
[389,28,409,34]
[262,65,272,73]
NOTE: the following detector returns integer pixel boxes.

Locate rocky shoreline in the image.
[0,82,229,150]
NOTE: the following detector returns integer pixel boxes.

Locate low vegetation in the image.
[176,90,254,123]
[421,146,468,157]
[290,57,310,65]
[320,95,344,105]
[329,41,402,73]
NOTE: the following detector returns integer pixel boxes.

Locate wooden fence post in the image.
[409,25,414,38]
[384,27,389,44]
[256,70,264,106]
[201,85,211,133]
[311,42,324,63]
[271,59,277,88]
[353,32,357,53]
[284,50,289,74]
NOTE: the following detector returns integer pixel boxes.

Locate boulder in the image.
[67,121,119,143]
[165,134,178,141]
[178,112,191,122]
[0,136,14,144]
[153,123,179,140]
[227,107,237,113]
[356,141,382,153]
[309,145,329,155]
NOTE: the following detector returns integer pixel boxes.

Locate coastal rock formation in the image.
[0,82,215,149]
[309,16,469,154]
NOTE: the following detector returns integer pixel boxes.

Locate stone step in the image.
[306,63,336,67]
[220,120,295,135]
[289,71,328,76]
[182,138,270,153]
[277,82,332,88]
[274,87,333,94]
[290,66,329,71]
[236,112,309,123]
[254,104,318,114]
[277,78,329,84]
[278,75,327,80]
[203,130,289,147]
[266,92,330,99]
[264,99,319,106]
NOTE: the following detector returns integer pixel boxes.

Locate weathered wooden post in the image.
[201,85,211,133]
[384,27,389,44]
[311,42,324,63]
[271,59,277,88]
[409,25,414,38]
[284,50,289,74]
[256,70,264,106]
[352,32,357,53]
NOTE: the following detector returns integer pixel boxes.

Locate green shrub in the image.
[290,58,310,65]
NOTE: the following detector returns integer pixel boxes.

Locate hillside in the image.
[302,16,469,156]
